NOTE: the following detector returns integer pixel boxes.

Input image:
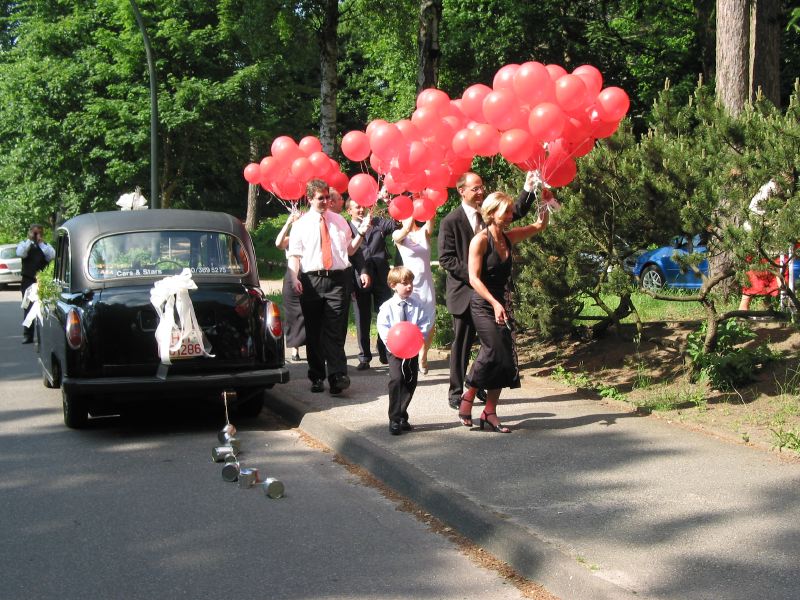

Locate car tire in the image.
[640,265,665,291]
[62,388,89,429]
[236,389,265,418]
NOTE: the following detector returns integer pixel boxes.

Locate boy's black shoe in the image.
[400,420,413,431]
[389,421,402,435]
[311,379,325,393]
[356,361,370,371]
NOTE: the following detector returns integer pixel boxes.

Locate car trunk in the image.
[90,282,261,376]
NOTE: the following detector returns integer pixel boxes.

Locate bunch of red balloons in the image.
[339,62,629,203]
[242,135,350,201]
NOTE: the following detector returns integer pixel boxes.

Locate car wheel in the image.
[62,388,89,429]
[236,389,265,418]
[640,265,665,291]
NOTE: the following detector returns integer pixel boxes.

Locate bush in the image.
[251,216,290,279]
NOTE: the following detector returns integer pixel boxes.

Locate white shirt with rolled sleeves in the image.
[287,209,353,272]
[377,293,432,346]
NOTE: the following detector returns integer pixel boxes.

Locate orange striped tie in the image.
[320,214,333,269]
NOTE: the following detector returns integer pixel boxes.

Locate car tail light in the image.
[0,262,7,269]
[65,308,83,349]
[265,301,282,339]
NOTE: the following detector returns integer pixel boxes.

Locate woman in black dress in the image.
[458,191,551,432]
[276,211,305,361]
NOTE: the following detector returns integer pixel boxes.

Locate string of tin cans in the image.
[211,391,284,499]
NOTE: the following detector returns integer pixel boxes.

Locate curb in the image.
[269,392,638,600]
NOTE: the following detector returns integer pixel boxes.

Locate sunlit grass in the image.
[577,291,740,322]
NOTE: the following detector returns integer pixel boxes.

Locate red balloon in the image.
[398,140,430,173]
[424,187,448,206]
[370,123,404,160]
[388,194,414,220]
[290,157,313,181]
[541,154,577,188]
[572,65,603,98]
[329,171,349,194]
[589,109,621,138]
[554,74,588,112]
[243,163,261,185]
[271,176,304,201]
[341,130,371,162]
[299,135,323,156]
[416,88,451,113]
[386,321,424,359]
[513,61,554,106]
[468,124,500,157]
[369,151,390,175]
[482,89,520,131]
[514,144,547,171]
[412,196,436,221]
[562,115,592,143]
[528,103,566,142]
[451,128,475,159]
[499,129,536,164]
[460,84,492,122]
[571,137,595,157]
[259,156,282,183]
[492,64,520,91]
[396,119,422,143]
[596,87,630,122]
[308,151,332,177]
[383,172,406,195]
[348,173,379,207]
[404,171,429,194]
[366,119,389,137]
[271,136,302,165]
[545,64,568,81]
[411,106,439,131]
[425,163,451,189]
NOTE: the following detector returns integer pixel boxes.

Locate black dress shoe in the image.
[310,379,325,393]
[356,361,370,371]
[389,421,402,435]
[400,420,413,431]
[448,397,460,410]
[378,353,389,365]
[22,337,34,344]
[331,374,350,390]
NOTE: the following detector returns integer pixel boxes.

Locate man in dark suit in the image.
[437,171,545,409]
[346,198,399,370]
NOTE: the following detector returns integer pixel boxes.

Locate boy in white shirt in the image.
[376,266,432,435]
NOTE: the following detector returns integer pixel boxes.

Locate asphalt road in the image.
[0,289,529,600]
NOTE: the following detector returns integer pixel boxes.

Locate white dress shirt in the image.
[376,293,432,344]
[16,239,56,261]
[462,202,483,234]
[287,209,352,272]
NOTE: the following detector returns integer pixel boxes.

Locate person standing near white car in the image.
[16,224,55,343]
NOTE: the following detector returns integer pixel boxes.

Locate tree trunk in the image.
[318,0,339,155]
[245,140,259,232]
[749,0,781,106]
[716,0,750,115]
[417,0,442,93]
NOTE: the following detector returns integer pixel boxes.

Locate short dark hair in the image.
[29,224,43,232]
[456,171,477,190]
[306,179,329,199]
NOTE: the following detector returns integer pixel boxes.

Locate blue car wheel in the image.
[640,265,665,290]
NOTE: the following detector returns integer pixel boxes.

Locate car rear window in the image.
[1,247,17,259]
[87,230,249,280]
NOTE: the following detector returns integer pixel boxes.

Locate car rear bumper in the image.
[61,366,290,394]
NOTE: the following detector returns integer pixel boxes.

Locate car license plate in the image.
[169,330,204,360]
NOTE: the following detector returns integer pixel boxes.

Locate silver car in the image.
[0,244,22,288]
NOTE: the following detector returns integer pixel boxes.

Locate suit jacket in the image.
[349,217,398,290]
[438,188,537,315]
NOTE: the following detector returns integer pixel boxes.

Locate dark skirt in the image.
[466,293,520,390]
[282,269,306,347]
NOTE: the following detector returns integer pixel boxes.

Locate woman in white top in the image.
[275,210,304,361]
[393,216,436,373]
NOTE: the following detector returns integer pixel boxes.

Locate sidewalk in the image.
[266,335,800,600]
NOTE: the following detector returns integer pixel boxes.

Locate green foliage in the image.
[634,385,707,413]
[770,428,800,453]
[35,263,58,309]
[686,320,776,390]
[250,214,290,278]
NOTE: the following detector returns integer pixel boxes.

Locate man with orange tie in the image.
[288,180,369,394]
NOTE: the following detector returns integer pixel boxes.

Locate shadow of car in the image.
[37,209,290,428]
[0,244,22,288]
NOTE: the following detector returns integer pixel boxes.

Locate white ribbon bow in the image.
[21,283,43,327]
[150,268,213,364]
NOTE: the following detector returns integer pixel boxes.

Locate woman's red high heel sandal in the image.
[478,411,510,433]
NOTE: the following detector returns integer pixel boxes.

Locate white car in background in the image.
[0,244,22,288]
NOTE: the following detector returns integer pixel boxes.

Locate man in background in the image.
[16,224,55,344]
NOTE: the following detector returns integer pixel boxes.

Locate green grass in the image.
[577,291,740,322]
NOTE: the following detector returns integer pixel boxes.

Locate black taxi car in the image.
[37,209,289,428]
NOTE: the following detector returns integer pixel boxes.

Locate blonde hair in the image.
[387,266,414,287]
[480,192,513,225]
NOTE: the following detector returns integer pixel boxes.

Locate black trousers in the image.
[21,276,36,340]
[447,308,477,405]
[353,280,392,363]
[299,271,350,383]
[387,353,418,423]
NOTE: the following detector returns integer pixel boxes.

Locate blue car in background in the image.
[633,235,709,290]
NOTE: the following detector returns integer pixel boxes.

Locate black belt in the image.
[305,269,345,278]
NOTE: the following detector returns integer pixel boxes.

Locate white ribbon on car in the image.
[150,268,214,364]
[21,283,43,327]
